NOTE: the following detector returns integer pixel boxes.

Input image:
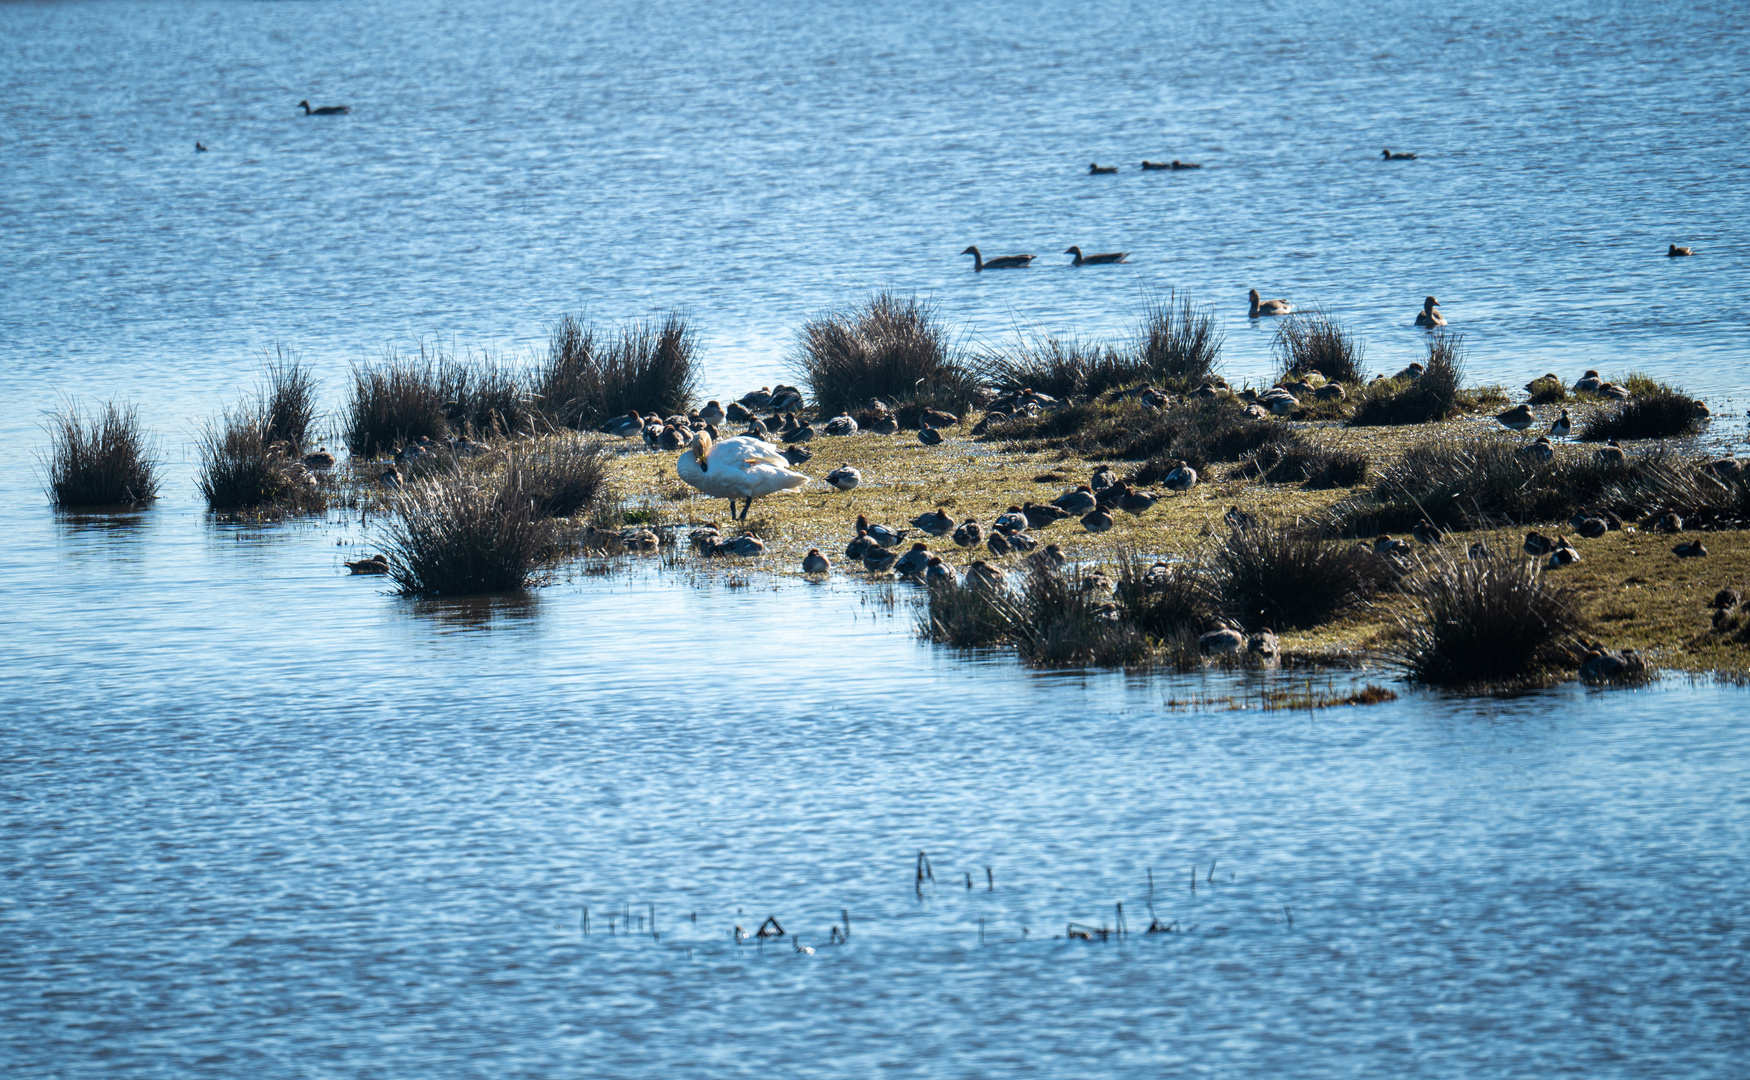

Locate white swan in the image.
[677,430,808,520]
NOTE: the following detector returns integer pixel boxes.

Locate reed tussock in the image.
[1395,555,1588,688]
[923,565,1180,668]
[534,312,699,430]
[792,291,979,420]
[1580,388,1705,442]
[196,406,325,512]
[1213,523,1390,630]
[379,464,555,596]
[1275,307,1365,386]
[1350,331,1466,426]
[1236,443,1369,489]
[260,349,321,451]
[1134,291,1224,390]
[517,435,611,518]
[43,401,159,507]
[993,397,1296,477]
[1334,435,1686,534]
[442,352,540,439]
[980,334,1128,401]
[345,349,450,455]
[1113,548,1218,639]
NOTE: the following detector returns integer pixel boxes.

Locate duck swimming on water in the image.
[1382,148,1416,160]
[961,246,1035,272]
[1065,246,1128,266]
[1088,163,1118,175]
[1415,296,1446,328]
[1248,289,1291,318]
[298,99,351,116]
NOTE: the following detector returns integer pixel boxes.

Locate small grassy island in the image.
[51,293,1748,692]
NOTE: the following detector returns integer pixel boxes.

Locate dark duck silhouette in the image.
[961,246,1034,272]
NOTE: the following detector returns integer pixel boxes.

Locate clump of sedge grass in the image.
[1010,567,1152,668]
[1274,306,1365,385]
[1333,435,1692,534]
[441,351,541,439]
[922,576,1013,647]
[1349,330,1466,426]
[980,333,1125,401]
[42,401,160,507]
[1395,554,1588,688]
[534,312,699,430]
[1235,442,1369,489]
[1579,387,1705,442]
[378,463,555,596]
[1113,547,1218,639]
[260,348,321,451]
[792,290,979,420]
[517,435,611,518]
[1213,522,1390,630]
[345,348,451,455]
[196,406,325,513]
[1134,291,1224,391]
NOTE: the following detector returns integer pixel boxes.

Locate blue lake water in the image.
[2,0,1748,1075]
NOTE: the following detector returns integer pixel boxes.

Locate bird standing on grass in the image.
[676,430,808,522]
[1496,404,1535,431]
[823,466,861,492]
[1549,409,1572,439]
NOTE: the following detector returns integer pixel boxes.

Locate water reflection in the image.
[405,590,542,632]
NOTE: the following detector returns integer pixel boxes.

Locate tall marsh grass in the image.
[1350,331,1466,426]
[793,291,979,419]
[1213,523,1390,630]
[379,464,555,596]
[1396,555,1587,688]
[345,349,450,455]
[1135,291,1224,390]
[533,312,699,430]
[260,350,321,451]
[1274,307,1365,385]
[43,401,159,507]
[196,406,325,512]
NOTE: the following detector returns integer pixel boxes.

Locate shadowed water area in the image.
[2,0,1748,1076]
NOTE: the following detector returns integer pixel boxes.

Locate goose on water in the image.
[961,246,1035,272]
[1065,246,1128,266]
[1415,296,1446,328]
[677,430,808,521]
[1248,289,1291,318]
[298,99,350,115]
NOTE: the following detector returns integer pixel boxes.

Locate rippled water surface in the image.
[3,0,1749,1076]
